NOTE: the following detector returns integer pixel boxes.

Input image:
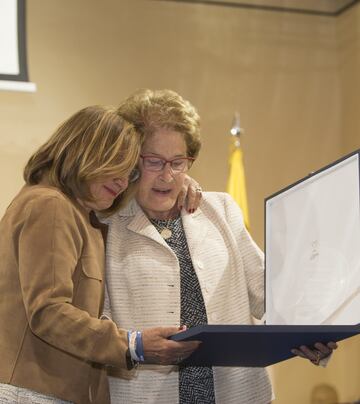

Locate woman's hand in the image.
[291,341,338,366]
[142,326,200,365]
[177,175,202,213]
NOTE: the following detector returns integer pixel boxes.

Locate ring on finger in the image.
[311,350,321,366]
[195,187,202,192]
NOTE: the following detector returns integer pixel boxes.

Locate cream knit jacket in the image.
[104,192,273,404]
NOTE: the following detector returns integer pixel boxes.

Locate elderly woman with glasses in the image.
[103,89,335,404]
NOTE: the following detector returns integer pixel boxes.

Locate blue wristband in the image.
[135,331,145,362]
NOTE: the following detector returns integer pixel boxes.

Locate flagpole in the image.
[226,112,250,230]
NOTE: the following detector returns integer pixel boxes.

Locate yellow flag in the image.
[226,144,250,230]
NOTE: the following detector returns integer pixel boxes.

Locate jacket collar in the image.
[117,199,208,254]
[118,199,169,248]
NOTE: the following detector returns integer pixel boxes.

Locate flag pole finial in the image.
[230,112,244,147]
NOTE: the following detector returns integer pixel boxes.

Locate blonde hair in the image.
[117,89,201,158]
[24,105,142,211]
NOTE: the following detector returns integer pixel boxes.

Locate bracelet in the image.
[135,331,145,362]
[125,348,137,370]
[128,330,140,362]
[127,330,145,362]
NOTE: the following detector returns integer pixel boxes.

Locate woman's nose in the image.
[114,177,129,189]
[160,163,174,181]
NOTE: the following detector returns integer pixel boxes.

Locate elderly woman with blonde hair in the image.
[0,105,199,404]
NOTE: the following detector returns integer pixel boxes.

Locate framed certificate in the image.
[265,150,360,325]
[170,150,360,367]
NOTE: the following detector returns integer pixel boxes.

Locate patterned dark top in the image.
[150,217,216,404]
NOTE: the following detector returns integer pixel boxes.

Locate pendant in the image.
[160,228,172,240]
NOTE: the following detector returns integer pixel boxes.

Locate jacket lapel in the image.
[181,207,208,258]
[119,199,172,250]
[118,199,208,254]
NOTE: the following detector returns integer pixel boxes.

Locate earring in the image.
[129,168,140,183]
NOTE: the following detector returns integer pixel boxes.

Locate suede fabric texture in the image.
[0,185,128,404]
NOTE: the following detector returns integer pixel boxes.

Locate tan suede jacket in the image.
[0,185,128,404]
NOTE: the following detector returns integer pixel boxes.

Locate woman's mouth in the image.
[104,185,118,197]
[152,188,171,195]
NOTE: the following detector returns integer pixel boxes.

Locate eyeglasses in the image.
[140,155,195,173]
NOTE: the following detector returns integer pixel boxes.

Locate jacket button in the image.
[196,260,204,269]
